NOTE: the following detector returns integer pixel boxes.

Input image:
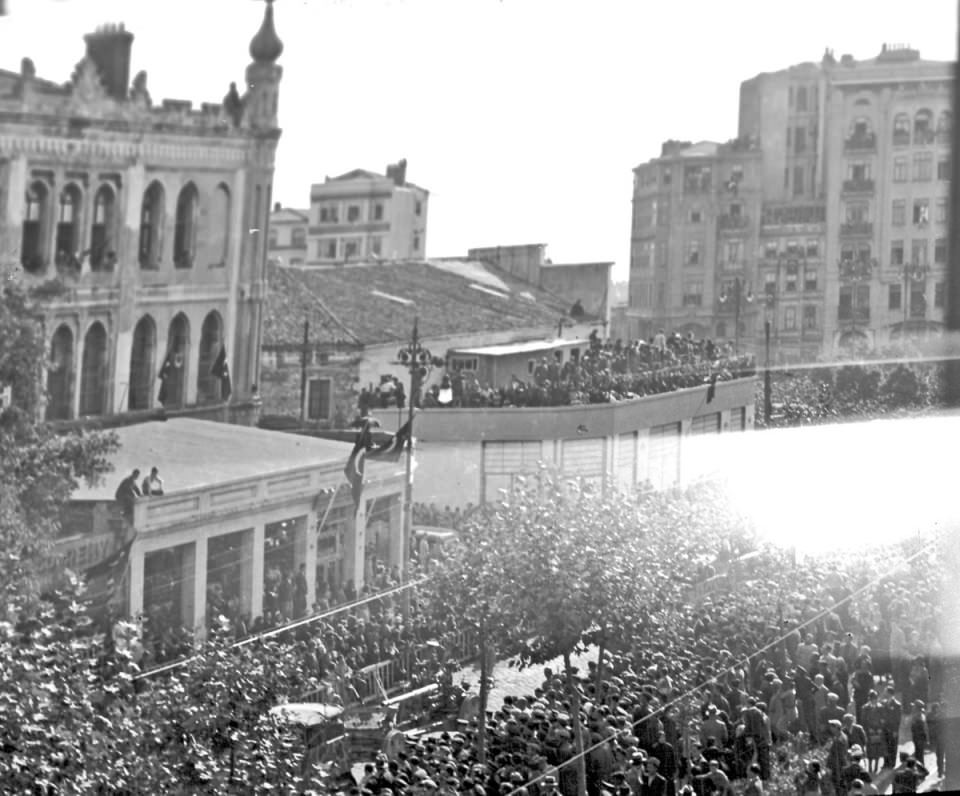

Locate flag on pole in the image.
[343,420,375,510]
[211,344,232,399]
[157,353,173,404]
[366,419,412,463]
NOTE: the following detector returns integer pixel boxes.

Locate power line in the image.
[507,538,937,796]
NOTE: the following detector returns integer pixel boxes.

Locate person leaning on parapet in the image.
[141,466,164,496]
[115,469,141,520]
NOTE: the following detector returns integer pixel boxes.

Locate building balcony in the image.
[914,130,936,146]
[840,221,873,237]
[909,304,927,320]
[717,214,749,231]
[842,178,875,194]
[838,307,870,323]
[844,133,877,152]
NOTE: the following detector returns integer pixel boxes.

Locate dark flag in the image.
[211,345,232,399]
[157,353,173,404]
[343,420,375,510]
[706,372,719,403]
[83,536,135,611]
[366,419,412,463]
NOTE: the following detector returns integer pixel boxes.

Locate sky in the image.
[0,0,956,282]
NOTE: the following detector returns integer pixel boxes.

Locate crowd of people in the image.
[422,332,755,410]
[321,503,946,796]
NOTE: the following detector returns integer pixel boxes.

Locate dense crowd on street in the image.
[422,333,755,409]
[319,503,945,796]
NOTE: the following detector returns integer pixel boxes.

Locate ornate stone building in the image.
[0,0,284,421]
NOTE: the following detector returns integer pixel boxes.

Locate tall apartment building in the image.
[306,159,428,265]
[0,0,283,420]
[628,45,952,360]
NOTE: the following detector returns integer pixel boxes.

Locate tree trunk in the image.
[477,618,489,764]
[594,636,605,699]
[564,649,588,796]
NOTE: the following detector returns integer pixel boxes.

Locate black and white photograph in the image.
[0,0,958,792]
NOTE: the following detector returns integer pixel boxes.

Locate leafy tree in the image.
[0,280,117,610]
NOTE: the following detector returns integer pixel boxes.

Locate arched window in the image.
[174,183,199,268]
[21,180,50,272]
[914,109,934,144]
[208,184,231,266]
[197,311,224,404]
[159,313,190,408]
[129,315,156,411]
[893,113,911,146]
[46,324,74,421]
[79,322,108,417]
[55,184,82,268]
[90,185,116,271]
[937,110,952,144]
[139,181,165,269]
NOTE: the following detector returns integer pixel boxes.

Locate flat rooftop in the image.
[72,418,354,501]
[452,338,592,357]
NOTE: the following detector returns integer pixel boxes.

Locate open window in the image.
[90,185,116,271]
[21,180,51,272]
[55,184,82,268]
[174,183,199,268]
[139,181,165,268]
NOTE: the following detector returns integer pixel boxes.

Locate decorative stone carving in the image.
[130,70,151,108]
[70,57,109,104]
[20,58,35,80]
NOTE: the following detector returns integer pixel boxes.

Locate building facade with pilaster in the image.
[0,0,284,420]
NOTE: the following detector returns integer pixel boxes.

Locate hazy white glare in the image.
[713,415,958,553]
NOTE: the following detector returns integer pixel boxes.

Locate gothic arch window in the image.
[914,109,934,144]
[197,311,224,404]
[174,182,199,268]
[129,315,157,411]
[160,313,190,407]
[139,181,165,269]
[893,113,911,145]
[46,324,74,421]
[208,183,231,266]
[79,321,108,417]
[55,184,83,268]
[21,180,51,272]
[90,185,117,271]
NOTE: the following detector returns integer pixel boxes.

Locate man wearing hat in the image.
[826,719,849,795]
[625,750,647,795]
[861,690,884,774]
[892,756,929,793]
[880,685,902,769]
[540,774,559,796]
[638,757,667,796]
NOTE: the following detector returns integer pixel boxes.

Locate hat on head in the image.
[646,757,660,768]
[849,745,864,758]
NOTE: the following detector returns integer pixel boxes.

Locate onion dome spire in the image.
[249,0,283,64]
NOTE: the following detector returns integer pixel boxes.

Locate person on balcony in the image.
[141,466,164,496]
[114,468,141,521]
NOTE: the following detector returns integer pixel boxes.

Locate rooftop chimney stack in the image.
[386,158,408,186]
[83,23,134,101]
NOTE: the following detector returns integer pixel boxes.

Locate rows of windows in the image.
[891,109,951,147]
[316,200,386,225]
[268,227,307,249]
[315,234,387,261]
[762,239,821,259]
[19,177,232,273]
[838,281,946,323]
[45,310,227,421]
[890,197,946,226]
[887,237,948,266]
[891,153,950,182]
[778,305,819,331]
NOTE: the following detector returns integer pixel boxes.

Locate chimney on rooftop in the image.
[386,158,408,186]
[83,23,134,101]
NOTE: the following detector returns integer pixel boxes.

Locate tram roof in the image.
[71,418,355,501]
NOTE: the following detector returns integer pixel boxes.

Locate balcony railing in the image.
[909,304,927,320]
[840,221,873,236]
[914,129,936,146]
[838,306,870,323]
[844,133,877,152]
[842,178,875,194]
[717,214,749,231]
[893,131,911,147]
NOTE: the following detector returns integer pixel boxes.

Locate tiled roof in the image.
[264,259,576,347]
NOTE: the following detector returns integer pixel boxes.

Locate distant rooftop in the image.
[264,259,582,348]
[71,418,355,501]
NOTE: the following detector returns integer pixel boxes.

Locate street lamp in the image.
[393,317,444,589]
[717,277,753,356]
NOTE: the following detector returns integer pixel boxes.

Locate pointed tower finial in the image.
[250,0,283,64]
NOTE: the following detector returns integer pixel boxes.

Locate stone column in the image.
[113,162,145,413]
[128,543,145,619]
[72,319,86,419]
[2,154,27,267]
[184,317,200,406]
[225,169,246,393]
[344,502,366,595]
[251,524,265,620]
[237,528,255,620]
[388,494,404,575]
[304,511,317,613]
[192,536,208,643]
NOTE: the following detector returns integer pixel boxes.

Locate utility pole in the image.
[764,320,772,424]
[299,320,309,420]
